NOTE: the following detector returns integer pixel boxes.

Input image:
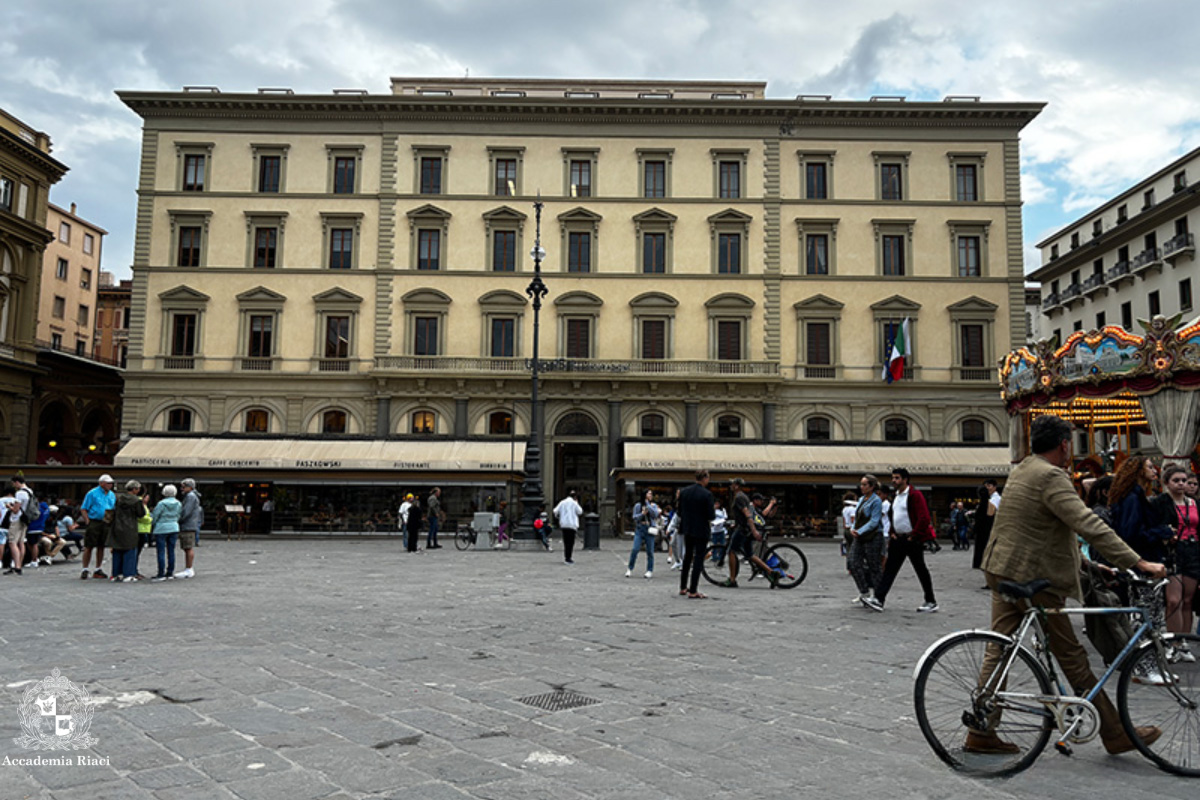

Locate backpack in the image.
[18,487,38,526]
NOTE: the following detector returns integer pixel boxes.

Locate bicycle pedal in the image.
[1053,740,1073,756]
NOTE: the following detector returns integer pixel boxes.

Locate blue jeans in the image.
[111,548,136,578]
[628,526,655,572]
[155,533,178,576]
[426,516,439,547]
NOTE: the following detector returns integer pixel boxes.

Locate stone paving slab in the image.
[0,537,1196,798]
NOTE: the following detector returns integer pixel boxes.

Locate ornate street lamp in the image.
[515,196,548,545]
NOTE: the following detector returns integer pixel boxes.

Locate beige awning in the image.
[115,437,525,473]
[620,442,1012,478]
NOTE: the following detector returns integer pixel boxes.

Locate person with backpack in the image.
[4,476,35,575]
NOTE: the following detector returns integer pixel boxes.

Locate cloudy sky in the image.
[5,0,1199,280]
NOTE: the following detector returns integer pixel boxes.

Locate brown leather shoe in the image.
[963,731,1021,754]
[1103,725,1163,755]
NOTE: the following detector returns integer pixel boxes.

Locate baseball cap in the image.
[99,474,114,484]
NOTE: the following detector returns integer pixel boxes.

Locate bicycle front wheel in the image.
[700,544,731,586]
[914,631,1054,777]
[1117,632,1200,776]
[455,528,472,551]
[764,543,807,589]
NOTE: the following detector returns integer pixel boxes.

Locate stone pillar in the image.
[685,401,699,441]
[606,400,622,529]
[762,402,777,442]
[454,397,469,438]
[376,397,390,437]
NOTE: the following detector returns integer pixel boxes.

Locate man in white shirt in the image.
[553,490,584,564]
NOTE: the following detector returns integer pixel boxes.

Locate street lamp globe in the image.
[530,244,546,263]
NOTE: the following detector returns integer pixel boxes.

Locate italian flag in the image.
[883,318,911,383]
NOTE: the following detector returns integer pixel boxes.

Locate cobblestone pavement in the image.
[0,536,1194,799]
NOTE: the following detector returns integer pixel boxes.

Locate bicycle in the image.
[913,572,1200,777]
[700,526,808,589]
[454,521,510,550]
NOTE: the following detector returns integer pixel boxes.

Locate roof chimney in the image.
[70,202,77,215]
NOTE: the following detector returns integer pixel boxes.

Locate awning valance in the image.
[620,442,1011,478]
[115,438,525,473]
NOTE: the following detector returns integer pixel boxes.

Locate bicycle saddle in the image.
[996,578,1052,599]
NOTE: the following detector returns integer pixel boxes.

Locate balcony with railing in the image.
[35,338,123,368]
[317,358,352,372]
[1106,259,1132,285]
[373,355,780,377]
[803,365,838,379]
[163,356,195,370]
[957,366,995,382]
[1082,272,1108,297]
[240,357,275,371]
[1060,282,1083,306]
[1041,291,1061,311]
[1163,232,1195,263]
[1131,247,1163,274]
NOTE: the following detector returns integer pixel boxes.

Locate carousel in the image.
[1000,314,1200,475]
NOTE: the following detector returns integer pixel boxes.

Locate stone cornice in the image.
[0,128,68,180]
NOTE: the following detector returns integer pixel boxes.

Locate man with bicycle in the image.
[720,478,779,589]
[974,414,1166,756]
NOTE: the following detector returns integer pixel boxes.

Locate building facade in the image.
[95,272,131,367]
[116,79,1040,530]
[1032,147,1197,342]
[38,202,105,355]
[0,108,67,462]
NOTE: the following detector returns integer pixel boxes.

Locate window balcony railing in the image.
[163,356,195,370]
[373,355,780,377]
[1082,272,1108,296]
[34,338,123,367]
[958,367,994,381]
[803,365,838,379]
[1131,247,1163,273]
[1041,292,1061,310]
[317,358,351,372]
[1060,282,1083,304]
[1163,232,1194,261]
[240,357,274,371]
[1106,260,1131,283]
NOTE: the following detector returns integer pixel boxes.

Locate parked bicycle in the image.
[700,526,808,589]
[912,571,1200,777]
[455,521,510,550]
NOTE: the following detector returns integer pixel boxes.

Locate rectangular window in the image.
[333,157,356,194]
[420,156,443,194]
[417,229,441,270]
[882,235,905,276]
[1144,189,1155,209]
[258,155,281,193]
[569,160,591,197]
[0,177,11,211]
[83,233,95,255]
[1096,311,1106,329]
[253,227,277,268]
[494,159,517,196]
[183,154,205,191]
[493,230,516,271]
[641,319,666,360]
[805,234,828,275]
[961,324,985,367]
[80,268,91,289]
[717,320,741,361]
[56,258,68,280]
[491,318,515,358]
[1121,301,1133,330]
[329,229,353,269]
[566,319,591,358]
[881,164,903,200]
[806,163,828,200]
[324,315,350,358]
[957,236,981,277]
[643,233,666,274]
[52,296,65,319]
[717,233,741,274]
[50,332,62,349]
[567,232,591,273]
[955,164,978,201]
[75,340,85,356]
[171,313,197,356]
[59,222,71,243]
[1148,290,1161,317]
[806,322,831,365]
[178,226,202,267]
[248,315,273,357]
[644,160,666,198]
[719,161,741,199]
[1181,278,1194,312]
[414,316,439,356]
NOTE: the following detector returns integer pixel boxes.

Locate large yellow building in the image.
[114,79,1041,532]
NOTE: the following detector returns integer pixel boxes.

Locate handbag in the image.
[647,526,659,537]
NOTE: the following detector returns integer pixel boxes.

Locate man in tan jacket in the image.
[975,414,1166,756]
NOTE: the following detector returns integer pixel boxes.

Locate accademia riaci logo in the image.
[14,668,99,751]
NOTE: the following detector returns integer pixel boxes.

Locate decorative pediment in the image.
[554,291,604,308]
[557,207,603,223]
[482,205,527,222]
[478,289,527,307]
[400,288,452,305]
[632,208,678,224]
[705,292,755,310]
[870,294,921,313]
[629,292,679,310]
[236,286,287,304]
[312,287,363,305]
[707,208,753,224]
[158,285,210,304]
[405,204,452,220]
[947,296,999,313]
[794,294,845,312]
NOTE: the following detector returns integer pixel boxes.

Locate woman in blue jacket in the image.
[849,474,884,605]
[150,484,183,581]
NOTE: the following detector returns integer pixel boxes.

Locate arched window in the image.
[883,417,909,442]
[245,409,269,433]
[322,410,347,434]
[961,418,986,443]
[167,408,192,432]
[805,416,831,441]
[640,413,665,438]
[716,414,742,439]
[411,411,435,434]
[488,411,512,435]
[555,412,599,436]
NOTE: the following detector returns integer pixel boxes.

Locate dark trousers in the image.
[561,527,577,561]
[680,533,708,594]
[874,534,936,604]
[405,523,420,552]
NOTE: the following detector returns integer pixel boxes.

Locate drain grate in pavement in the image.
[517,689,600,712]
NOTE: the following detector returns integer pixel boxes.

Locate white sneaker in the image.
[625,569,632,578]
[27,560,37,569]
[851,595,864,605]
[178,568,194,579]
[863,597,884,612]
[1168,644,1197,664]
[1133,662,1171,685]
[667,557,674,566]
[644,571,653,579]
[917,602,940,613]
[39,556,52,565]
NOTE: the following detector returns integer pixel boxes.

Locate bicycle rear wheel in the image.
[700,544,731,586]
[764,543,808,589]
[1117,632,1200,776]
[914,631,1053,777]
[455,528,473,551]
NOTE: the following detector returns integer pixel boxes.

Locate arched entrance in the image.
[37,400,75,463]
[553,411,600,512]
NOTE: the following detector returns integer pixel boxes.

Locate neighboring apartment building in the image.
[95,272,131,367]
[0,108,67,462]
[1032,147,1198,344]
[1023,286,1043,344]
[115,78,1041,530]
[39,202,105,355]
